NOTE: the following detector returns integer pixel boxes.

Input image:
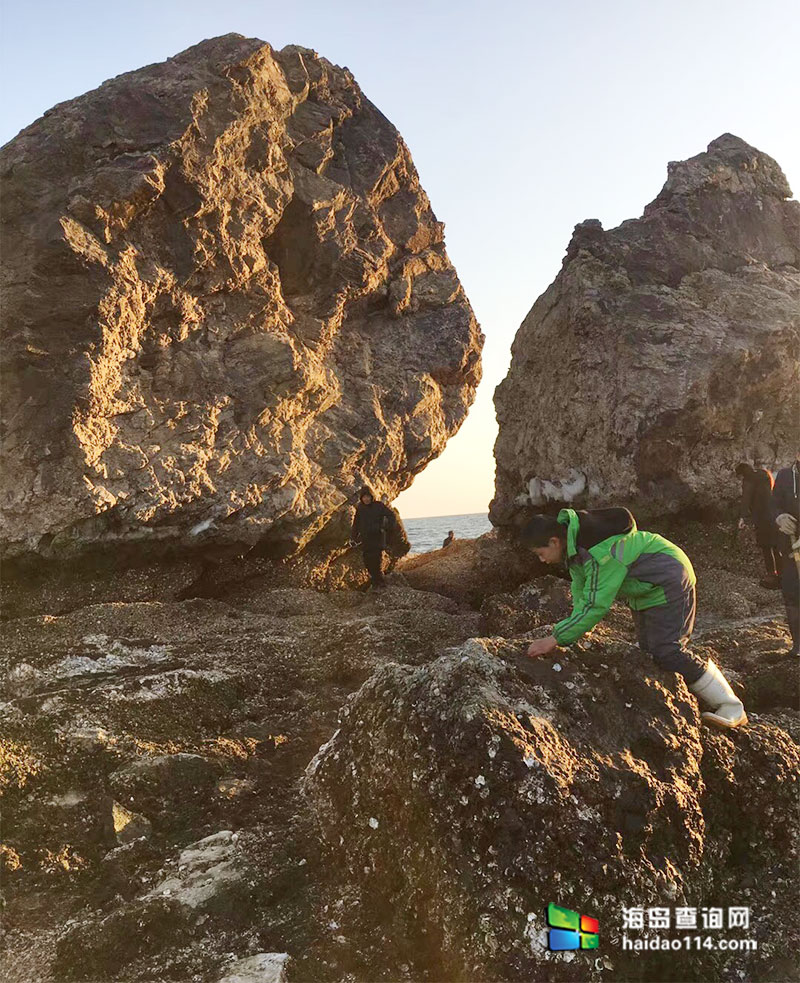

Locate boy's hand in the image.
[526,635,558,658]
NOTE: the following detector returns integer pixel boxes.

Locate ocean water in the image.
[403,512,493,554]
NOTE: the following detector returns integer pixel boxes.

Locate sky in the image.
[2,0,798,518]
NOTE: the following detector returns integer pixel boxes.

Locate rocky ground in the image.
[1,524,797,982]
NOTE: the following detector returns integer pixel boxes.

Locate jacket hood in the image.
[358,485,375,501]
[558,507,636,557]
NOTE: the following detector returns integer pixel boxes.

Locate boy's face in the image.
[360,494,373,505]
[532,536,564,565]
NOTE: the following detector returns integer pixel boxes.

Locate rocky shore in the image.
[1,524,798,982]
[2,33,799,983]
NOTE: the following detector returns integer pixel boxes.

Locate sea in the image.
[403,512,493,554]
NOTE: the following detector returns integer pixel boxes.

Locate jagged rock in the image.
[398,533,541,606]
[100,835,163,901]
[217,952,290,983]
[303,630,800,981]
[4,662,44,697]
[56,830,252,977]
[111,800,152,844]
[0,34,482,567]
[109,753,223,829]
[479,575,571,636]
[492,134,800,526]
[145,829,244,909]
[2,523,797,980]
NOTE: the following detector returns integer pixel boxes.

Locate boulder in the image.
[0,34,482,566]
[216,952,290,983]
[144,829,244,911]
[111,800,152,844]
[303,630,799,981]
[492,134,800,526]
[398,532,541,607]
[55,896,192,980]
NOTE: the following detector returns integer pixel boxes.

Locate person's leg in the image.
[373,548,386,587]
[637,585,745,726]
[781,559,800,655]
[363,548,385,588]
[632,609,648,652]
[363,548,377,587]
[637,586,705,684]
[761,546,779,578]
[671,584,745,726]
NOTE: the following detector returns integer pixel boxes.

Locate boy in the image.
[350,485,395,590]
[521,507,747,729]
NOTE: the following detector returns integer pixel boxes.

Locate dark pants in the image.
[781,556,800,653]
[363,547,385,588]
[761,546,782,578]
[632,584,706,684]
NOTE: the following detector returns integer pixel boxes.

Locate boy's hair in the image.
[520,514,566,547]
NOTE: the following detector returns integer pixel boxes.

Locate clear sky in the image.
[2,0,798,518]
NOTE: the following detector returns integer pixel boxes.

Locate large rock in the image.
[0,34,482,565]
[492,134,799,526]
[398,532,542,607]
[303,628,800,981]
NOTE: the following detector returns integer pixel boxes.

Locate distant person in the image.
[442,530,456,549]
[735,462,781,588]
[350,485,396,591]
[520,507,747,729]
[773,453,800,656]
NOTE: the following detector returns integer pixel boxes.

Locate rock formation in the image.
[0,34,481,565]
[305,623,799,982]
[1,520,797,981]
[398,531,543,606]
[492,134,800,527]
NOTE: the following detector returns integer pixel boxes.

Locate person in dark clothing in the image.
[442,530,456,549]
[521,507,746,729]
[736,462,781,588]
[350,485,395,590]
[773,454,800,656]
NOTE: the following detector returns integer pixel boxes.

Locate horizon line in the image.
[402,510,492,521]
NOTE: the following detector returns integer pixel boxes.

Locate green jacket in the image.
[552,508,695,646]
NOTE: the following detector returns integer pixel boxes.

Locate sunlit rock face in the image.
[0,34,482,564]
[492,134,800,527]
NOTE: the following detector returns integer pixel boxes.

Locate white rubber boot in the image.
[689,660,747,729]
